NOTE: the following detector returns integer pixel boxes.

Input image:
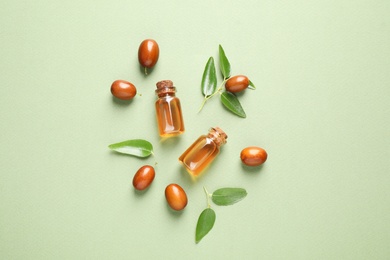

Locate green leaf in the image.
[195,208,216,243]
[219,45,231,79]
[248,80,256,90]
[108,139,153,157]
[212,188,247,206]
[220,91,246,118]
[201,57,217,97]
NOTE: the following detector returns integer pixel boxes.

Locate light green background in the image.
[1,0,389,259]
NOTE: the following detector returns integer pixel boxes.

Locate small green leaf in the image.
[212,188,247,206]
[108,139,153,157]
[220,91,246,118]
[219,45,231,79]
[195,208,216,243]
[248,80,256,90]
[201,57,217,97]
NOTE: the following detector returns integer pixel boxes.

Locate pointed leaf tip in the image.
[218,45,231,79]
[201,57,217,97]
[220,91,246,118]
[248,80,256,90]
[195,208,216,243]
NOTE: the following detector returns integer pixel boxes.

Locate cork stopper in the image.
[156,80,173,89]
[155,80,176,97]
[208,127,228,146]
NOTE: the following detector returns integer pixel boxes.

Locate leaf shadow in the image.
[107,150,151,161]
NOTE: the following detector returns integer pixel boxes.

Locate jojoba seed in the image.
[225,75,250,93]
[111,80,137,100]
[132,165,155,191]
[165,183,188,211]
[240,146,268,167]
[138,39,159,69]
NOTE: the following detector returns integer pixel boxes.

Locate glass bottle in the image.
[155,80,185,137]
[179,127,227,177]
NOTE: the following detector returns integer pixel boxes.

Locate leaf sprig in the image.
[195,187,247,243]
[199,45,256,118]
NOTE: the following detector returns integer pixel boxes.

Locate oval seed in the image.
[111,80,137,100]
[225,75,249,93]
[132,165,155,191]
[138,39,159,70]
[165,183,188,211]
[240,146,268,167]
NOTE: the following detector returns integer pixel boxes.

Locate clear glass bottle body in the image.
[179,127,227,176]
[155,80,185,137]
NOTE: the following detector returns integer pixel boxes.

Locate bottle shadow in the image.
[158,136,182,146]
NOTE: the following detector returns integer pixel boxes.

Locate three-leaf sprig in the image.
[199,45,256,118]
[196,187,247,243]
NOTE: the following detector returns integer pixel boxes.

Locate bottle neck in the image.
[155,80,176,97]
[207,127,227,147]
[155,86,176,97]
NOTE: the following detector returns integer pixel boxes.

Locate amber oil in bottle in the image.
[155,80,185,137]
[178,127,227,177]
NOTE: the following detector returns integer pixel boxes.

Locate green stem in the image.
[198,79,227,112]
[203,186,211,208]
[198,97,208,113]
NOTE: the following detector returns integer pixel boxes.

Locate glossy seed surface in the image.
[240,146,268,167]
[111,80,137,100]
[138,39,159,69]
[165,183,188,211]
[225,75,249,93]
[132,165,155,191]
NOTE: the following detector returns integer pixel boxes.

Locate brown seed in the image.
[225,75,250,93]
[111,80,137,100]
[138,39,159,69]
[165,183,188,211]
[240,146,268,167]
[132,165,155,191]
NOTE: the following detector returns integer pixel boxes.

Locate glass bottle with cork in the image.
[179,127,227,177]
[155,80,185,137]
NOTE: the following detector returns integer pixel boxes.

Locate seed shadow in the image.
[133,186,152,197]
[234,90,247,98]
[139,65,155,77]
[164,198,186,217]
[241,163,266,174]
[111,96,134,107]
